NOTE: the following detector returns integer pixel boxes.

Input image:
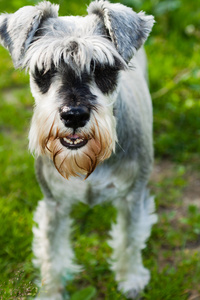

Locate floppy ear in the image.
[0,1,59,68]
[87,0,155,63]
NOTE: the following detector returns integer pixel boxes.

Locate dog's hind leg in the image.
[108,184,157,299]
[32,158,80,300]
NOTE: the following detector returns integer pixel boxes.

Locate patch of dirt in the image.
[151,160,175,182]
[183,172,200,208]
[150,160,200,253]
[151,160,200,209]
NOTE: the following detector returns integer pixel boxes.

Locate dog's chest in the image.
[42,158,118,206]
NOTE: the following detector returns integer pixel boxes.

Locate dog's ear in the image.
[87,0,154,63]
[0,1,59,68]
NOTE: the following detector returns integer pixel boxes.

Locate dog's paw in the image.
[117,269,150,299]
[125,289,142,300]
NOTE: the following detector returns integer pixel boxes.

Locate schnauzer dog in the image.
[0,1,157,299]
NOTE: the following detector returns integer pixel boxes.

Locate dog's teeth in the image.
[73,139,83,145]
[63,137,85,145]
[63,138,73,144]
[74,139,80,145]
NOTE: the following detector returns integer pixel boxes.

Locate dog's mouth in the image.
[60,134,88,150]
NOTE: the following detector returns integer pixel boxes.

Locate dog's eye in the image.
[94,65,119,94]
[33,66,56,94]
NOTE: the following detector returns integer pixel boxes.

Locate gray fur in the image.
[23,32,127,75]
[88,0,155,62]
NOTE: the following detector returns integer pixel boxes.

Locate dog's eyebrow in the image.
[23,34,127,75]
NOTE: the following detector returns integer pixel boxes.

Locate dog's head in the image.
[0,1,154,179]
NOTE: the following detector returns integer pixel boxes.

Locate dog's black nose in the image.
[60,106,90,129]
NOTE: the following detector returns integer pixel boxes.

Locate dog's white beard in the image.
[29,109,116,179]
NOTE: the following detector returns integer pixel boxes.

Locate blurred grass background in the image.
[0,0,200,299]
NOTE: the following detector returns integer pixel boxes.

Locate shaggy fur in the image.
[0,1,157,299]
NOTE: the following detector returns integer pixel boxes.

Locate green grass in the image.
[0,0,200,299]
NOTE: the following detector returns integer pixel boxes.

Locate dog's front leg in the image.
[32,198,80,300]
[109,185,157,299]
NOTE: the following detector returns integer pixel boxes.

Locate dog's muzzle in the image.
[59,106,90,150]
